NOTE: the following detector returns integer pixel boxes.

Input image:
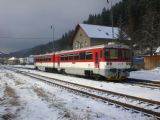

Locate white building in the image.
[25,55,34,65]
[8,57,19,65]
[72,24,130,49]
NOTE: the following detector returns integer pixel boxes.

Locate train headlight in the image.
[107,62,112,65]
[126,62,130,65]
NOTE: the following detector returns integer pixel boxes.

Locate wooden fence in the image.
[144,55,160,70]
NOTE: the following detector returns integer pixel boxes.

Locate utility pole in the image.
[107,0,114,41]
[51,25,55,52]
[111,0,114,41]
[51,25,55,70]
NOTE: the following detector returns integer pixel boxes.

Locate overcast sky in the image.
[0,0,120,53]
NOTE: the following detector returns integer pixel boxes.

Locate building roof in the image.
[8,57,17,61]
[80,24,131,40]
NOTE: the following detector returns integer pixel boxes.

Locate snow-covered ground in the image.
[129,67,160,81]
[14,64,160,81]
[0,66,158,120]
[11,65,160,101]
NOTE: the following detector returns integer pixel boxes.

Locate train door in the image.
[95,52,99,68]
[53,54,55,68]
[58,55,60,67]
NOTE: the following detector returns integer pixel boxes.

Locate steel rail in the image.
[29,72,160,106]
[11,69,160,119]
[8,66,160,89]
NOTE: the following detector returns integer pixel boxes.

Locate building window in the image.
[85,41,88,47]
[79,43,83,48]
[75,43,78,49]
[75,41,80,49]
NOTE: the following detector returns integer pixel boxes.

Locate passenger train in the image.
[34,44,131,80]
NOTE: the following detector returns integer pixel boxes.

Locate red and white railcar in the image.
[34,44,131,80]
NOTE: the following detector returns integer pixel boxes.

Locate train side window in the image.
[105,49,110,59]
[65,55,68,60]
[74,53,79,60]
[69,54,73,60]
[86,52,93,60]
[118,50,122,59]
[60,55,65,61]
[110,49,118,59]
[80,52,85,60]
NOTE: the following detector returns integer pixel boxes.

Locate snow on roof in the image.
[8,57,17,60]
[79,24,129,40]
[155,47,160,53]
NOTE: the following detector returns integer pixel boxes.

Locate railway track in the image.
[8,65,160,89]
[113,78,160,89]
[7,68,160,119]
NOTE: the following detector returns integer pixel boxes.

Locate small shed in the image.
[144,55,160,70]
[8,57,19,65]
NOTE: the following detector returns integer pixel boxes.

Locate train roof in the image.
[56,43,130,54]
[34,53,54,57]
[34,43,130,57]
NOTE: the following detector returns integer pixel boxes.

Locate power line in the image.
[0,37,52,39]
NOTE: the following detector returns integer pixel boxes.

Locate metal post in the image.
[107,0,114,42]
[51,25,55,70]
[51,25,55,52]
[111,0,114,41]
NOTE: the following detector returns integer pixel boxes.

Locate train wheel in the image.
[93,74,100,80]
[60,69,65,74]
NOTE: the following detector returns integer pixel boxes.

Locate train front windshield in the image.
[105,49,131,60]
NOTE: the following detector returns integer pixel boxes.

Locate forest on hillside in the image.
[8,0,160,57]
[84,0,160,55]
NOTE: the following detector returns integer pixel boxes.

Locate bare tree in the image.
[117,18,126,41]
[140,11,160,55]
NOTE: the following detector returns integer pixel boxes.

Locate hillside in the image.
[84,0,160,55]
[6,0,160,57]
[0,52,7,58]
[0,52,4,55]
[7,31,73,57]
